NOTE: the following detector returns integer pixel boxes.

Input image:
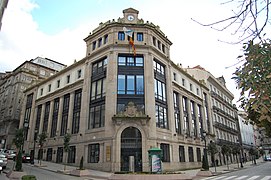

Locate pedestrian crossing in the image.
[201,175,271,180]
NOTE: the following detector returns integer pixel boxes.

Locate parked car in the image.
[6,150,16,160]
[22,153,32,163]
[0,153,7,169]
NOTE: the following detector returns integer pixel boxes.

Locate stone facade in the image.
[0,57,66,149]
[20,8,239,172]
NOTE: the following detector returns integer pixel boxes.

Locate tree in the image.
[232,40,271,136]
[63,133,71,171]
[192,0,270,43]
[208,141,218,172]
[231,145,241,168]
[37,132,47,166]
[221,144,231,170]
[12,128,24,171]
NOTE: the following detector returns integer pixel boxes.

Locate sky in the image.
[0,0,256,105]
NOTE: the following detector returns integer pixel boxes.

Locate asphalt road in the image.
[200,161,271,180]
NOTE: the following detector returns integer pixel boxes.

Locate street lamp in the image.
[31,129,38,165]
[202,130,209,170]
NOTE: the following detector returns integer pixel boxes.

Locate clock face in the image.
[127,15,135,21]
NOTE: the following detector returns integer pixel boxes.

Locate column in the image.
[56,96,64,137]
[47,100,54,136]
[67,92,75,133]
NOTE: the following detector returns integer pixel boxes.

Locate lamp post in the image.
[31,129,38,165]
[202,130,209,170]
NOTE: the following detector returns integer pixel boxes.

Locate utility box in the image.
[148,147,162,173]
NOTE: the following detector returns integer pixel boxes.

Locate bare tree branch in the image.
[192,0,271,44]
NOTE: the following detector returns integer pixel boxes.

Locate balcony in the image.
[213,121,238,134]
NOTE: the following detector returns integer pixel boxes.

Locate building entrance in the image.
[121,127,142,172]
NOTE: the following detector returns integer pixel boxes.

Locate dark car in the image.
[22,153,32,163]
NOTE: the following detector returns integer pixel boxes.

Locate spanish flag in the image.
[129,36,136,56]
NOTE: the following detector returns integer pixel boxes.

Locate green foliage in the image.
[22,175,37,180]
[63,133,71,153]
[208,141,218,156]
[15,149,22,171]
[38,131,48,148]
[79,156,84,170]
[13,128,24,149]
[232,40,271,131]
[231,145,240,155]
[221,144,231,155]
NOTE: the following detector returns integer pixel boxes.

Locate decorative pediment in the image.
[112,102,150,126]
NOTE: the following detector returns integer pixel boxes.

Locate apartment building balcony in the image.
[213,121,238,134]
[216,138,237,146]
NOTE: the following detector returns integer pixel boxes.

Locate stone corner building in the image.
[0,57,66,149]
[20,8,239,172]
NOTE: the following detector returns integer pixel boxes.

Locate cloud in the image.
[0,0,86,71]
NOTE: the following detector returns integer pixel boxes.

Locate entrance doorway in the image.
[121,127,142,172]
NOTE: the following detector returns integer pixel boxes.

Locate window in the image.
[173,72,176,81]
[153,36,156,46]
[190,83,193,91]
[118,32,125,40]
[188,147,194,162]
[196,148,201,162]
[72,89,82,134]
[183,97,189,135]
[174,92,181,134]
[104,34,108,44]
[88,144,99,163]
[160,143,170,162]
[92,41,96,50]
[158,41,161,50]
[35,105,42,131]
[179,146,185,162]
[98,38,102,47]
[89,104,105,129]
[42,101,50,133]
[60,94,70,136]
[46,148,53,161]
[162,44,165,53]
[154,79,166,101]
[23,93,33,140]
[40,88,43,96]
[56,147,63,163]
[191,100,197,137]
[57,80,60,88]
[92,57,107,75]
[196,88,199,95]
[50,98,59,138]
[77,69,82,79]
[137,33,143,41]
[155,104,168,129]
[153,60,165,75]
[67,75,70,84]
[182,78,185,86]
[118,56,143,66]
[117,75,144,95]
[91,78,106,100]
[68,146,76,163]
[48,84,51,92]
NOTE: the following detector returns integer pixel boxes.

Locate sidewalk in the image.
[30,160,112,179]
[184,161,264,179]
[23,160,264,180]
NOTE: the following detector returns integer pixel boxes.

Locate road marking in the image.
[224,176,237,179]
[247,176,260,180]
[235,176,249,179]
[201,176,227,180]
[261,176,271,180]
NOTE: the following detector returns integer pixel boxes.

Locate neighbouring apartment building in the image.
[186,66,240,166]
[20,8,239,172]
[0,57,66,149]
[238,111,255,161]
